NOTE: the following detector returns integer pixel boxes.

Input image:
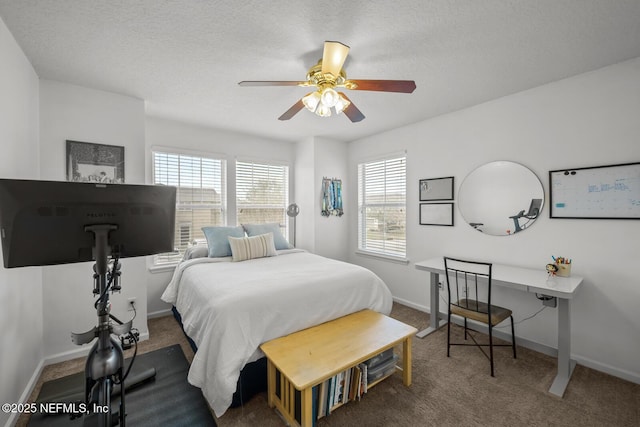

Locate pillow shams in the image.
[228,232,277,262]
[242,223,292,250]
[202,226,245,257]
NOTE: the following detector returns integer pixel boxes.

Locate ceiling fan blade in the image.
[322,41,350,78]
[278,99,305,121]
[238,81,308,87]
[338,93,365,122]
[347,79,416,93]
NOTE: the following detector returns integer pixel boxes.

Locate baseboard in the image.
[392,296,428,313]
[4,358,45,427]
[43,331,150,366]
[147,308,172,319]
[573,354,640,385]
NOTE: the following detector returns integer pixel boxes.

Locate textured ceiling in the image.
[1,0,640,143]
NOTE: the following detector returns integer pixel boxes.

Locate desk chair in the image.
[444,257,516,376]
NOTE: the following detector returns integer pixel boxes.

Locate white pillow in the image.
[182,245,209,261]
[228,232,277,262]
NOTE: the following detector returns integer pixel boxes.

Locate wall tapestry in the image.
[321,177,343,217]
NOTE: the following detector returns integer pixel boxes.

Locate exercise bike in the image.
[0,179,175,427]
[71,225,135,427]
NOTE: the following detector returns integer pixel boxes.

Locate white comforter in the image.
[161,250,393,417]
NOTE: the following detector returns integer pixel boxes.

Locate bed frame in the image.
[171,306,267,407]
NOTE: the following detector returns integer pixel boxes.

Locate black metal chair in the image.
[444,257,516,376]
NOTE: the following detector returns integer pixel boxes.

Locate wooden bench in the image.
[260,309,418,426]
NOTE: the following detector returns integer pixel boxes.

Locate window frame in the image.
[150,148,227,267]
[235,158,290,239]
[357,153,408,262]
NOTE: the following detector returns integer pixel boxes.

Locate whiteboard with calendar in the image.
[549,162,640,219]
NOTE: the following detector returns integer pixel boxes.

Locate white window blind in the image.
[152,151,226,264]
[236,160,289,237]
[358,155,406,258]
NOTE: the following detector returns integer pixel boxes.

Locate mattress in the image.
[161,249,393,417]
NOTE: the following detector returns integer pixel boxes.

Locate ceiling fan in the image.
[238,41,416,122]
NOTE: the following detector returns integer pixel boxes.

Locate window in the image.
[236,160,289,237]
[152,150,226,264]
[357,155,406,258]
[178,223,192,248]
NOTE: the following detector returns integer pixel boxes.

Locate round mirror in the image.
[459,161,544,236]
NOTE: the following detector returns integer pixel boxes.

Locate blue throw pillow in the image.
[202,226,245,257]
[242,223,292,250]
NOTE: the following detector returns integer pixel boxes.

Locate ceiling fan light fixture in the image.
[240,40,415,123]
[316,103,332,117]
[302,91,321,112]
[334,94,350,115]
[320,87,339,108]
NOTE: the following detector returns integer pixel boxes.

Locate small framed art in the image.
[419,176,454,201]
[420,203,454,226]
[66,140,125,183]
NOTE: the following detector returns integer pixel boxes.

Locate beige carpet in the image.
[18,303,640,426]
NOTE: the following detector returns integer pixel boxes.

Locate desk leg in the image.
[402,336,412,386]
[549,298,577,397]
[417,271,447,338]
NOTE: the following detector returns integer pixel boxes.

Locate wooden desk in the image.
[260,309,417,427]
[415,257,583,397]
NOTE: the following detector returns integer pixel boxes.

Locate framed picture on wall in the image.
[419,176,454,201]
[66,140,125,183]
[420,203,454,226]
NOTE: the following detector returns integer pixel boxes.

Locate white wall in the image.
[313,137,349,260]
[294,137,316,252]
[348,57,640,382]
[0,16,42,427]
[38,80,148,358]
[294,137,349,260]
[145,117,296,315]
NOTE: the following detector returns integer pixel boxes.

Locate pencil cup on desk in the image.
[556,263,571,277]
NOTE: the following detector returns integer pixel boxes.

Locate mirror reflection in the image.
[458,161,544,236]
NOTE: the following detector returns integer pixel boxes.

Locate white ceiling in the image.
[1,0,640,143]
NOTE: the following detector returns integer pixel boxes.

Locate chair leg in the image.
[510,315,516,359]
[488,323,495,377]
[447,311,451,357]
[464,317,468,340]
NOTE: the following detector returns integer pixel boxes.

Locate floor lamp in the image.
[286,203,299,247]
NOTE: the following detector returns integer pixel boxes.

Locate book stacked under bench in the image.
[260,309,417,427]
[277,348,399,424]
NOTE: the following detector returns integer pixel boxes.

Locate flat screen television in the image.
[0,179,176,268]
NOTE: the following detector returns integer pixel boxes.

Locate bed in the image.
[161,248,393,417]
